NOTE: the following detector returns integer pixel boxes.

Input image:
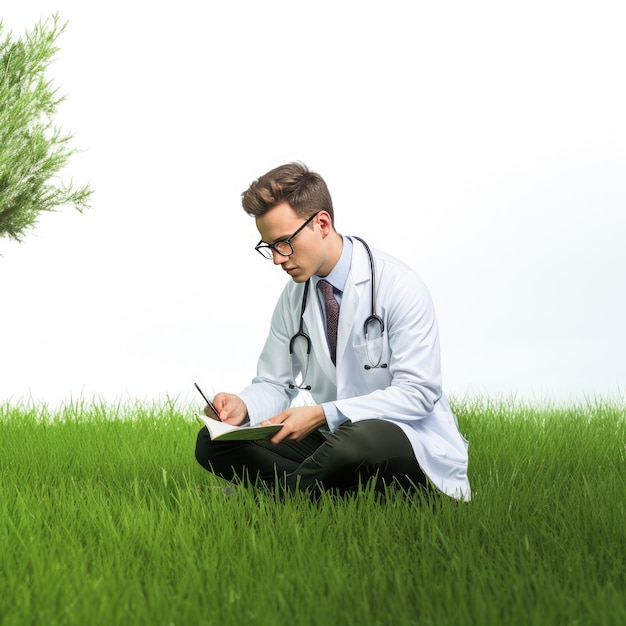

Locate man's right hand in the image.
[206,392,248,426]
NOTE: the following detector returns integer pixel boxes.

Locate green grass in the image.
[1,396,624,626]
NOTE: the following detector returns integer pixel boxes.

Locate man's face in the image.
[255,202,323,283]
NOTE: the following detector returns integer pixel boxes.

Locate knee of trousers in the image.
[328,419,414,465]
[195,427,212,469]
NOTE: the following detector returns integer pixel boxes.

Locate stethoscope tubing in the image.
[288,237,387,389]
[353,236,386,365]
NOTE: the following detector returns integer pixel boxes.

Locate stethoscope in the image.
[289,237,387,390]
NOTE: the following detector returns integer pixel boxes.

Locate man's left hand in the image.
[262,405,327,443]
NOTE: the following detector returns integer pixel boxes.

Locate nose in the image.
[272,249,289,265]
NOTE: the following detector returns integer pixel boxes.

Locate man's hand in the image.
[262,405,327,443]
[207,392,248,426]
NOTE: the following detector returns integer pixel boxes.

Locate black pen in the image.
[194,382,220,420]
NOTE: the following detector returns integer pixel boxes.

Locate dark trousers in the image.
[195,419,429,496]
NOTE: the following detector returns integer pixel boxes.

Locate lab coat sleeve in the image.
[334,267,444,423]
[237,286,299,424]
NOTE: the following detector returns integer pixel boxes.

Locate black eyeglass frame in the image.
[254,211,321,259]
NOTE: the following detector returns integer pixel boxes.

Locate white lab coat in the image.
[238,237,471,499]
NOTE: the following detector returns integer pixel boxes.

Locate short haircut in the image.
[241,162,334,224]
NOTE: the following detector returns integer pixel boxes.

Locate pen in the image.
[194,382,220,420]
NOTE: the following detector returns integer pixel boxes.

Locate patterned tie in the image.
[317,279,339,365]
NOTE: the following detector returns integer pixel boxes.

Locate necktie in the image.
[317,279,339,365]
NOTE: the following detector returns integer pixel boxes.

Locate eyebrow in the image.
[257,231,291,245]
[260,211,318,246]
[270,234,291,244]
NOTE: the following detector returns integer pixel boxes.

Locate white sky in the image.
[1,1,625,407]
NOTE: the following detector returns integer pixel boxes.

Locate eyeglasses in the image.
[254,211,320,259]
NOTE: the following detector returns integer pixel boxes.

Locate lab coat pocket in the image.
[353,338,391,389]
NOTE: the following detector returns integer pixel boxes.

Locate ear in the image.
[316,211,333,237]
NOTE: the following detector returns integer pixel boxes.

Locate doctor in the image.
[195,162,470,500]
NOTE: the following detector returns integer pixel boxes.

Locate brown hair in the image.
[241,162,334,224]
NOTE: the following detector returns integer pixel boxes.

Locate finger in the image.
[264,412,291,426]
[204,405,221,420]
[261,417,280,426]
[269,430,288,444]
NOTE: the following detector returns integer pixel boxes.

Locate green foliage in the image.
[0,13,92,242]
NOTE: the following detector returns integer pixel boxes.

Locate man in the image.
[195,162,470,500]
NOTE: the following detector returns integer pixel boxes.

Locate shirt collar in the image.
[314,235,352,293]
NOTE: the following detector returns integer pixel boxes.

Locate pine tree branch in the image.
[0,13,93,243]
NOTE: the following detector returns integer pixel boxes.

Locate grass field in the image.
[1,396,624,626]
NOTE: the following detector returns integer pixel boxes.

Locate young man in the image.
[195,162,470,500]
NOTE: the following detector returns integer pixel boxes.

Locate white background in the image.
[1,1,625,407]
